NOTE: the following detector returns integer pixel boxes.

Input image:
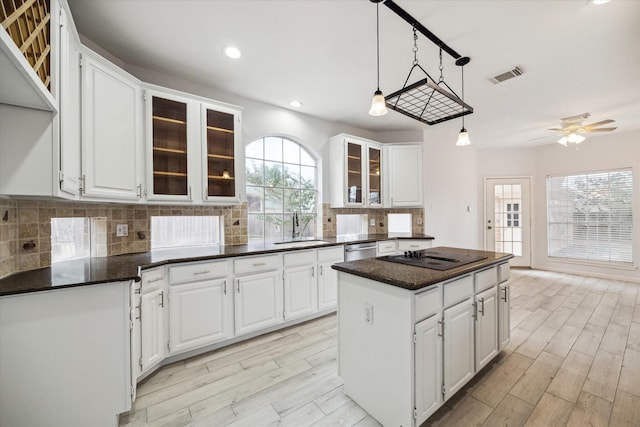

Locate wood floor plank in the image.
[560,292,586,310]
[589,301,616,327]
[565,391,611,427]
[546,350,593,403]
[274,336,336,368]
[518,308,552,332]
[352,414,383,427]
[433,396,492,427]
[523,393,573,427]
[137,363,209,397]
[581,349,623,402]
[471,352,534,408]
[580,292,603,309]
[627,322,640,352]
[239,332,329,369]
[564,304,595,329]
[609,390,640,426]
[190,406,236,427]
[226,404,280,427]
[271,375,344,417]
[269,402,325,427]
[480,394,533,427]
[509,351,563,405]
[541,306,573,330]
[611,304,634,327]
[618,347,640,397]
[308,400,367,427]
[544,324,581,358]
[305,346,336,367]
[515,325,558,359]
[571,323,606,356]
[599,322,630,356]
[146,407,192,427]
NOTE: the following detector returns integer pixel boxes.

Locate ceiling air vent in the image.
[489,66,524,84]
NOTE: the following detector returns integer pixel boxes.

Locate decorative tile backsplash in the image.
[0,199,424,279]
[0,199,248,278]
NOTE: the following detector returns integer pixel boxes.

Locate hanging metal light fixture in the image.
[456,57,471,146]
[369,0,388,116]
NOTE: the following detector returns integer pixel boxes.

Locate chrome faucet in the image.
[292,211,300,239]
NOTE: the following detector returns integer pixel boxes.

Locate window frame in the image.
[546,167,633,266]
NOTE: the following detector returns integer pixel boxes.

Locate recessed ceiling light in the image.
[224,46,241,59]
[591,0,610,4]
[289,100,303,108]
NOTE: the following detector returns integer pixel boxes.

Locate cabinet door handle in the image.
[501,287,508,302]
[480,297,485,316]
[223,280,227,295]
[253,262,267,267]
[193,270,210,276]
[147,277,163,284]
[319,265,323,276]
[160,291,164,308]
[311,266,315,278]
[473,302,477,320]
[136,184,142,199]
[437,320,444,337]
[236,279,240,293]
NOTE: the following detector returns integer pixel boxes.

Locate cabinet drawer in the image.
[141,267,165,293]
[498,263,510,283]
[318,245,344,263]
[284,250,316,268]
[475,266,498,293]
[376,240,397,256]
[234,254,281,275]
[415,285,442,321]
[397,240,432,251]
[170,260,228,285]
[443,275,473,307]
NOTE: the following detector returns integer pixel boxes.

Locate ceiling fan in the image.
[549,112,617,146]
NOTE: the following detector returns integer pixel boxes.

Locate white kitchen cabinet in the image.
[415,313,443,425]
[81,49,143,200]
[376,240,397,256]
[499,281,511,350]
[57,2,82,196]
[201,101,243,203]
[283,265,317,321]
[140,287,165,374]
[397,239,432,253]
[317,246,344,310]
[234,270,282,336]
[443,297,475,401]
[384,144,423,207]
[475,285,499,370]
[329,133,383,208]
[168,278,232,354]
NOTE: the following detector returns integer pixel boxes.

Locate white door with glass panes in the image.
[485,178,531,267]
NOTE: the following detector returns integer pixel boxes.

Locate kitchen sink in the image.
[272,239,330,247]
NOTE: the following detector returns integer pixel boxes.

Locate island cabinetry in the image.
[442,275,475,401]
[283,250,318,321]
[329,134,383,208]
[139,267,166,376]
[80,49,143,200]
[474,267,499,370]
[376,240,397,256]
[168,260,233,355]
[498,262,511,349]
[317,246,344,310]
[233,254,283,336]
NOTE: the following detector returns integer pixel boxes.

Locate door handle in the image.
[487,226,492,230]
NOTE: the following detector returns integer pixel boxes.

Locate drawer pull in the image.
[236,279,240,293]
[319,265,323,276]
[253,262,267,267]
[193,270,211,276]
[311,266,315,278]
[479,297,485,316]
[223,280,227,295]
[147,277,163,284]
[410,244,419,248]
[502,286,508,302]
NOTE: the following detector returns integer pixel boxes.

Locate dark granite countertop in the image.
[331,246,514,291]
[0,234,434,297]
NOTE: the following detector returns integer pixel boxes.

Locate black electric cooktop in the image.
[380,249,488,271]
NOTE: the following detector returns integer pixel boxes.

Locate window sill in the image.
[547,256,637,271]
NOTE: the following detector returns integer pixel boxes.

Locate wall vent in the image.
[489,66,524,84]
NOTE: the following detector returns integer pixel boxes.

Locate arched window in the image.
[245,137,318,242]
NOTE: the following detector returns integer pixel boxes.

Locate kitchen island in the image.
[332,247,513,427]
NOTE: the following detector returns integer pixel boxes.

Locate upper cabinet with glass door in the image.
[202,102,242,203]
[328,134,383,208]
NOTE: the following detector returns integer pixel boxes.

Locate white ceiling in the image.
[67,0,640,149]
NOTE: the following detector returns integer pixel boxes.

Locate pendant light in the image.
[456,60,471,146]
[369,0,388,116]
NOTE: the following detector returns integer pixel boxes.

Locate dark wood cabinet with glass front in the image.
[152,96,188,196]
[205,108,236,198]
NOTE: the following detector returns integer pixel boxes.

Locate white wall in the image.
[423,125,480,249]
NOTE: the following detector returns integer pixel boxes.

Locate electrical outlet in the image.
[116,224,128,237]
[364,303,374,324]
[370,218,375,226]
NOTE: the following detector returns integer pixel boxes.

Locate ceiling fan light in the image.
[568,133,586,144]
[557,136,568,146]
[456,128,471,146]
[369,90,388,116]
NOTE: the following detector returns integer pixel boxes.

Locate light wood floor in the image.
[119,269,640,427]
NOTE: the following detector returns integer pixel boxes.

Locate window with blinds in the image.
[547,168,633,264]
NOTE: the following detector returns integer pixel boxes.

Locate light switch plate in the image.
[370,218,375,226]
[116,224,128,237]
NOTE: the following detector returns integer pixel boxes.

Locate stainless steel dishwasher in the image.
[344,241,377,261]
